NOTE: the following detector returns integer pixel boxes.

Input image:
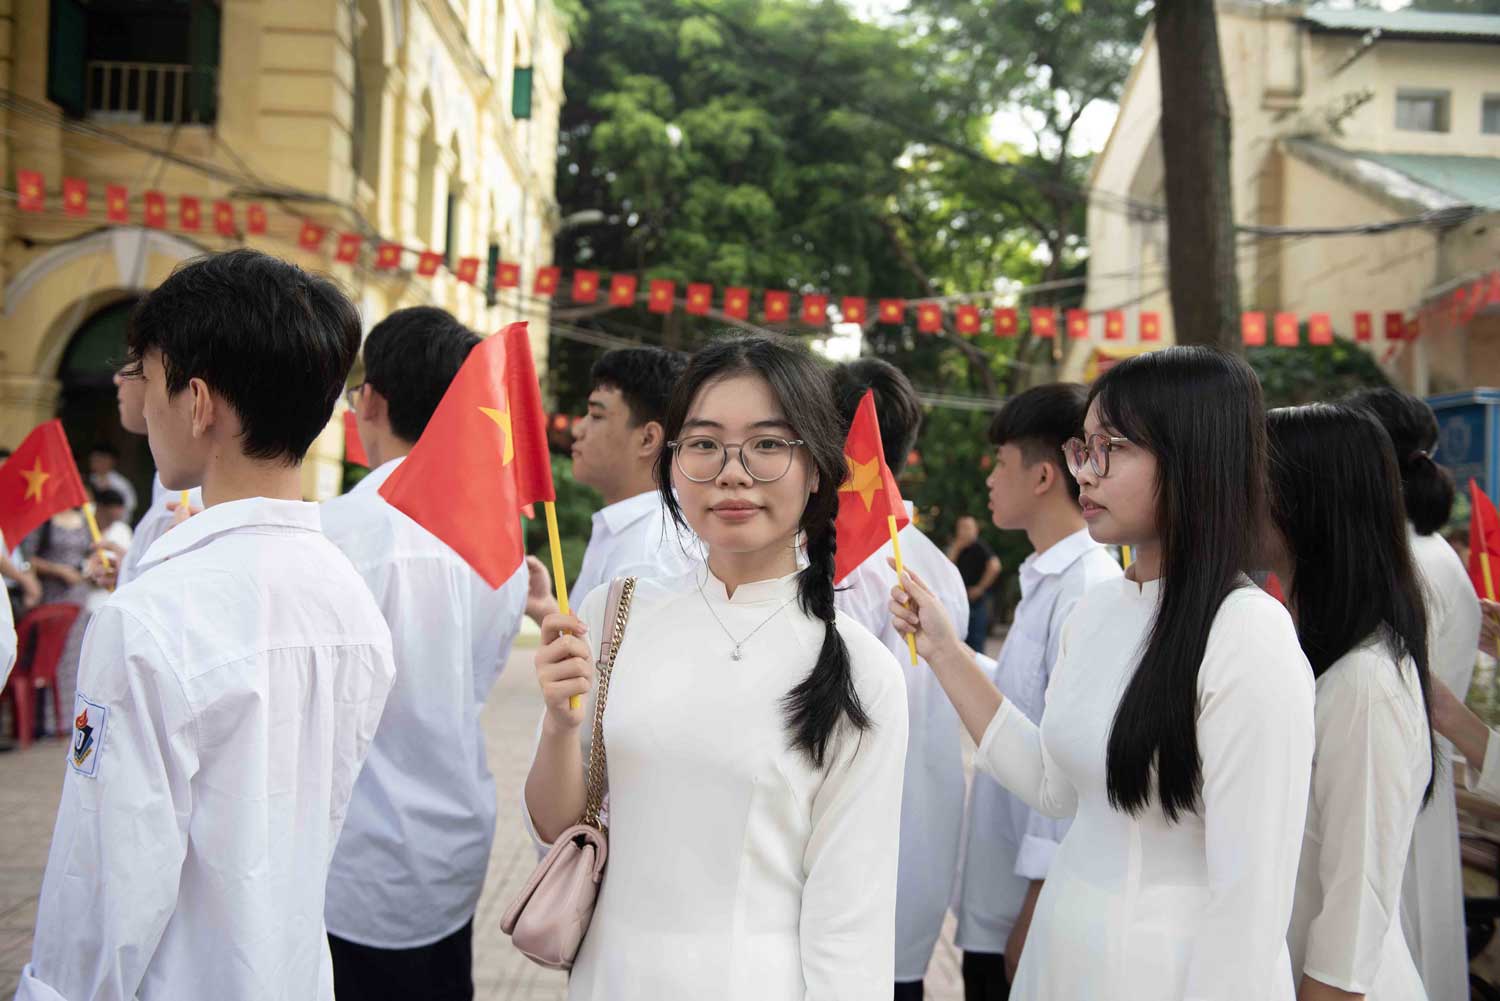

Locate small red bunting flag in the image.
[1241,312,1267,347]
[1488,272,1500,306]
[455,257,481,285]
[1384,311,1405,341]
[648,280,675,314]
[608,274,637,306]
[417,251,443,277]
[335,233,363,264]
[62,178,88,216]
[572,270,600,303]
[842,297,867,324]
[1307,313,1332,345]
[16,170,44,212]
[533,266,561,295]
[106,185,129,223]
[213,200,235,236]
[1354,312,1373,342]
[878,299,905,324]
[1140,311,1161,342]
[1104,310,1125,341]
[724,287,750,319]
[994,308,1018,337]
[246,203,268,234]
[144,191,167,229]
[496,261,520,288]
[801,294,829,327]
[1030,307,1057,339]
[764,291,791,322]
[1274,312,1299,347]
[955,305,981,336]
[375,243,403,270]
[179,196,201,231]
[686,283,713,316]
[1066,309,1089,340]
[298,221,327,250]
[917,302,943,333]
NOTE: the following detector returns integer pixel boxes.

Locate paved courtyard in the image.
[0,646,965,999]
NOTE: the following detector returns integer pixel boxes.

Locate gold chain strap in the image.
[581,577,636,830]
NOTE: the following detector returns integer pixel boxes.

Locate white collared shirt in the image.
[956,527,1121,954]
[320,458,528,949]
[568,490,698,608]
[18,498,395,1001]
[835,510,970,982]
[116,475,204,590]
[0,582,13,689]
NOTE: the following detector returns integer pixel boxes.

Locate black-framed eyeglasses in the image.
[667,435,806,483]
[345,383,366,411]
[1062,433,1132,478]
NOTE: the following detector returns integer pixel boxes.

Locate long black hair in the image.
[1345,387,1454,536]
[1095,347,1267,822]
[1267,404,1435,801]
[657,334,870,767]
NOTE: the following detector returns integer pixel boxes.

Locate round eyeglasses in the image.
[1061,433,1131,478]
[668,435,806,483]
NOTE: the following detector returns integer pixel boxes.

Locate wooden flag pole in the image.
[81,502,111,570]
[545,500,584,709]
[888,515,919,666]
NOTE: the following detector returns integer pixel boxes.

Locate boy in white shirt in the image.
[829,359,970,1000]
[18,249,396,1001]
[954,383,1121,1000]
[325,307,528,1000]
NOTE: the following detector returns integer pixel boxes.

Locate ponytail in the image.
[785,516,870,768]
[1345,387,1454,536]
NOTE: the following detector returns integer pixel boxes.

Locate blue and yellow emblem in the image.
[69,695,107,778]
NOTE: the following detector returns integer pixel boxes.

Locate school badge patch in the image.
[70,695,107,778]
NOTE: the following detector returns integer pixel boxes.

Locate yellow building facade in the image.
[0,0,567,501]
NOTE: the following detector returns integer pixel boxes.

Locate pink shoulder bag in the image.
[501,576,636,970]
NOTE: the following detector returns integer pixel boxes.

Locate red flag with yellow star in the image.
[834,390,910,583]
[63,178,88,217]
[379,322,553,587]
[0,420,88,548]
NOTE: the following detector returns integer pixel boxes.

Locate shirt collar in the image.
[1020,527,1102,586]
[138,496,323,571]
[696,563,800,605]
[353,456,405,494]
[594,490,664,535]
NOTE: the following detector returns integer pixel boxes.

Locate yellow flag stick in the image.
[1481,553,1500,663]
[1121,544,1133,569]
[889,514,919,666]
[81,502,111,570]
[544,500,585,709]
[180,490,191,511]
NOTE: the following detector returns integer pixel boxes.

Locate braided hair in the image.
[656,334,871,768]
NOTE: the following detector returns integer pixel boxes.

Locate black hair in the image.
[830,358,922,475]
[1267,403,1434,801]
[988,383,1090,504]
[93,488,126,508]
[126,249,360,464]
[362,307,481,443]
[1345,387,1454,536]
[591,346,689,429]
[1095,347,1267,823]
[89,442,120,459]
[657,334,869,768]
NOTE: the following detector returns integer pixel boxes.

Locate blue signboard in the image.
[1428,388,1500,503]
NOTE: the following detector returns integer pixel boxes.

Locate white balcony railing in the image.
[85,61,216,125]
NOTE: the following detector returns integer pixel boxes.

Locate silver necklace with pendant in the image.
[698,578,798,661]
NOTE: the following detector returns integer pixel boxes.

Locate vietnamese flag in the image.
[246,203,268,235]
[380,322,554,588]
[1354,312,1373,342]
[213,200,236,236]
[955,305,981,336]
[1104,311,1125,341]
[298,221,327,250]
[1030,307,1057,339]
[343,411,369,468]
[144,191,167,229]
[417,251,443,277]
[648,280,676,314]
[534,267,561,296]
[1385,311,1405,342]
[573,270,601,303]
[1273,312,1299,347]
[608,274,638,306]
[801,294,828,327]
[917,303,943,334]
[878,299,905,324]
[179,196,202,231]
[1241,312,1267,347]
[994,307,1018,337]
[495,261,520,288]
[1308,313,1333,346]
[456,257,481,285]
[335,233,363,264]
[835,390,911,584]
[1140,311,1161,342]
[842,297,867,324]
[724,287,750,319]
[16,170,44,212]
[0,420,88,548]
[1470,479,1500,601]
[375,243,403,270]
[106,185,130,223]
[686,283,713,316]
[62,178,88,217]
[1066,309,1090,340]
[764,291,791,322]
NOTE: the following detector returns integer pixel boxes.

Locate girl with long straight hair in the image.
[889,346,1315,1000]
[1347,387,1476,1001]
[1266,404,1434,1001]
[524,334,908,1000]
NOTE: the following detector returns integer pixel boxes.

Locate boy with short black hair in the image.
[19,249,396,1001]
[955,382,1122,1000]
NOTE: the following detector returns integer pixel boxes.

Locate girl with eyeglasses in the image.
[1264,404,1434,1001]
[889,346,1315,1000]
[523,334,909,1000]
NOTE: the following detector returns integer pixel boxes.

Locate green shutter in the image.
[188,0,221,124]
[512,67,533,120]
[47,0,87,118]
